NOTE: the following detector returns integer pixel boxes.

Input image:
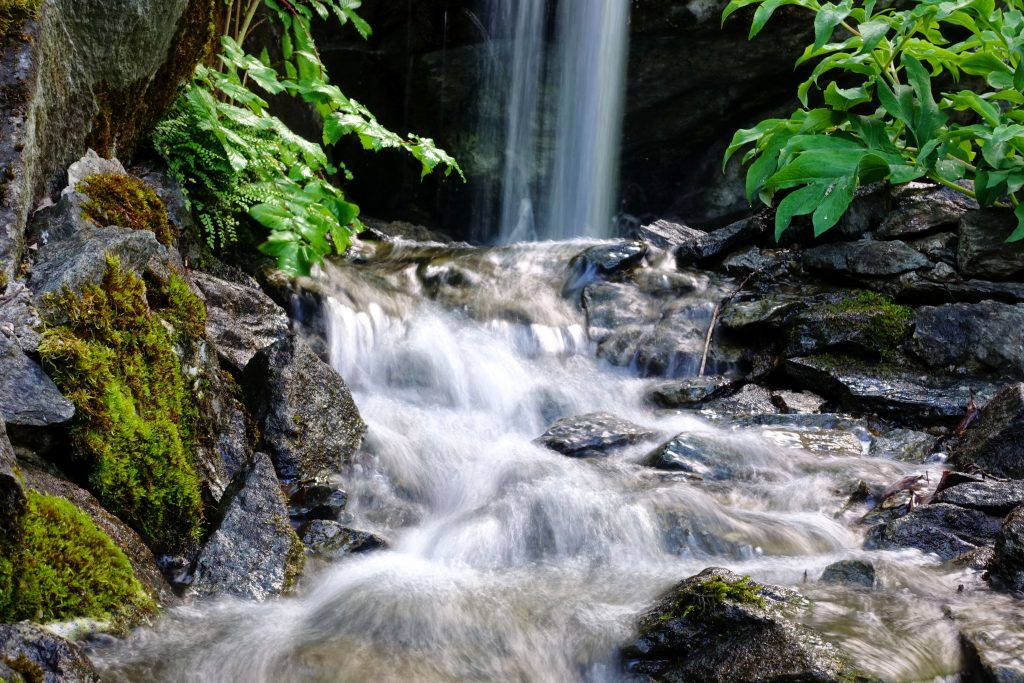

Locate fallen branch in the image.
[697,262,774,377]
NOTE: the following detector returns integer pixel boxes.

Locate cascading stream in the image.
[91,240,1014,683]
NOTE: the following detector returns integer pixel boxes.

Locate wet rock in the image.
[721,246,780,275]
[990,506,1024,592]
[958,209,1024,281]
[660,511,755,558]
[241,337,366,483]
[301,520,386,558]
[289,482,348,522]
[770,390,826,414]
[865,503,1002,560]
[950,384,1024,478]
[0,333,74,429]
[21,464,176,607]
[820,560,876,588]
[802,239,931,277]
[675,216,767,266]
[0,418,25,541]
[782,295,914,359]
[190,453,303,601]
[785,355,996,425]
[907,231,958,265]
[207,387,252,484]
[897,278,1024,305]
[571,241,647,276]
[719,296,802,331]
[702,384,778,416]
[628,269,705,295]
[869,428,937,462]
[191,271,291,373]
[643,433,731,479]
[630,219,705,249]
[361,216,451,243]
[0,624,101,682]
[934,481,1024,516]
[946,545,995,571]
[622,567,868,683]
[0,281,42,353]
[582,283,653,344]
[28,152,128,246]
[877,184,977,239]
[28,226,172,305]
[760,424,865,457]
[645,376,736,409]
[535,412,658,458]
[911,302,1024,378]
[960,623,1024,682]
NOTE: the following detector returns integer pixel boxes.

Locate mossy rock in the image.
[38,256,206,552]
[77,173,173,247]
[0,491,153,625]
[0,0,40,39]
[784,290,914,360]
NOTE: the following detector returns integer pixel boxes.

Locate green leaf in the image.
[859,19,890,52]
[975,169,1008,206]
[814,1,852,50]
[1010,203,1024,241]
[813,176,857,235]
[775,183,830,239]
[823,82,871,110]
[765,148,869,191]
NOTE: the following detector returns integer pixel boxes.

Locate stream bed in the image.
[93,239,1023,682]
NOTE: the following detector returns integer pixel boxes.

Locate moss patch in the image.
[661,575,766,621]
[0,491,153,624]
[0,0,41,39]
[38,257,206,552]
[830,290,914,355]
[77,173,173,246]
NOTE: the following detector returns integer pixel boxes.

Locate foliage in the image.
[153,0,463,275]
[723,0,1024,241]
[661,575,766,621]
[38,257,205,552]
[0,492,153,624]
[0,0,40,39]
[78,173,174,247]
[830,290,914,353]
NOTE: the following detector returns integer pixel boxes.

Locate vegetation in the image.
[38,257,205,552]
[661,575,766,621]
[153,0,462,276]
[0,0,40,38]
[78,173,174,247]
[831,290,915,353]
[0,491,153,624]
[723,0,1024,241]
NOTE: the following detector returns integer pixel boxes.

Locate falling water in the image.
[478,0,629,243]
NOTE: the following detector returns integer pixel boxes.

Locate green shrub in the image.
[724,0,1024,241]
[38,257,205,552]
[77,173,174,247]
[0,491,153,624]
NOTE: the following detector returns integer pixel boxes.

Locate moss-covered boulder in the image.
[622,567,876,683]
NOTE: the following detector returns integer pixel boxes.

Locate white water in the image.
[479,0,629,243]
[92,241,1018,682]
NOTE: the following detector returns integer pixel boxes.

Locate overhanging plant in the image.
[722,0,1024,241]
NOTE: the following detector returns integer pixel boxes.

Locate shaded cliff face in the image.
[316,0,810,239]
[0,0,216,279]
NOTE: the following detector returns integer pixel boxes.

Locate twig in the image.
[697,264,770,377]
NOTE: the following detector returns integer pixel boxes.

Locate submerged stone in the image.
[865,503,1002,560]
[301,520,387,559]
[534,412,658,458]
[820,560,876,588]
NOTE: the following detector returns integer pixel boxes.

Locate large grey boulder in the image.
[0,0,216,280]
[934,480,1024,516]
[190,453,303,601]
[191,272,291,373]
[241,337,366,483]
[535,412,658,458]
[622,567,870,683]
[675,216,767,266]
[865,503,1002,560]
[802,239,931,277]
[958,209,1024,280]
[0,333,73,429]
[0,624,101,682]
[912,302,1024,378]
[0,418,25,542]
[990,506,1024,593]
[951,384,1024,478]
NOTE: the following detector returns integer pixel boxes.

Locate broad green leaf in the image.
[813,175,857,235]
[859,19,890,51]
[814,1,853,50]
[1010,203,1024,241]
[765,148,869,191]
[824,82,871,109]
[775,183,830,239]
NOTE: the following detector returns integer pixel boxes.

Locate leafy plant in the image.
[153,0,463,275]
[723,0,1024,241]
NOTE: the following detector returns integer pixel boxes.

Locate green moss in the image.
[0,492,153,625]
[38,257,205,552]
[661,576,766,621]
[0,0,41,39]
[829,290,914,356]
[3,653,43,683]
[77,173,173,247]
[281,520,305,593]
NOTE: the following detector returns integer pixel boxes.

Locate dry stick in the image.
[697,264,772,378]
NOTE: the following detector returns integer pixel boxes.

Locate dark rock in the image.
[951,384,1024,478]
[0,281,42,354]
[675,216,767,266]
[702,384,778,417]
[785,355,997,426]
[719,297,802,331]
[990,506,1024,592]
[361,216,451,243]
[190,453,303,601]
[630,219,705,250]
[770,390,826,414]
[645,376,736,408]
[0,624,100,682]
[911,302,1024,378]
[865,503,1002,560]
[28,226,172,305]
[289,482,348,522]
[28,152,128,246]
[571,241,648,276]
[301,520,386,558]
[721,246,780,275]
[628,269,705,295]
[958,209,1024,281]
[802,239,931,277]
[897,277,1024,305]
[534,412,658,458]
[869,428,937,462]
[820,560,876,588]
[622,567,868,683]
[21,464,176,607]
[0,418,25,541]
[877,183,977,239]
[934,481,1024,516]
[241,337,366,483]
[960,623,1024,682]
[907,231,958,265]
[781,294,913,359]
[206,387,252,484]
[946,545,995,571]
[582,283,653,344]
[0,333,74,428]
[643,433,732,479]
[659,511,756,558]
[191,272,291,373]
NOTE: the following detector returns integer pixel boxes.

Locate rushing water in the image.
[476,0,629,243]
[93,239,1024,682]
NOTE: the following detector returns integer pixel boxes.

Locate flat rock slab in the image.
[877,184,976,239]
[675,216,767,266]
[865,503,1002,560]
[535,412,658,458]
[0,333,74,428]
[912,302,1024,378]
[802,239,931,276]
[934,480,1024,516]
[630,219,705,250]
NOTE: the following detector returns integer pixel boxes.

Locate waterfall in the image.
[478,0,630,243]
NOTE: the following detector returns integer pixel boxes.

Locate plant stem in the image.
[927,172,977,199]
